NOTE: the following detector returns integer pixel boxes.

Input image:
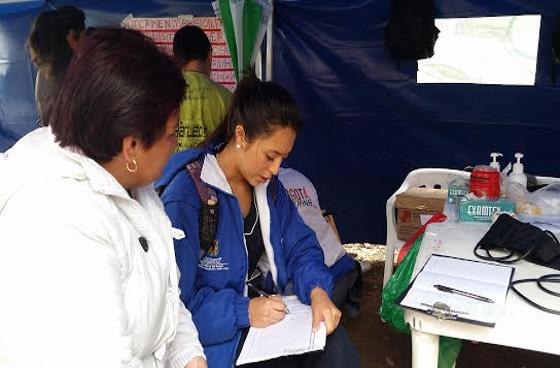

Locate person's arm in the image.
[274,180,333,302]
[162,173,250,346]
[273,180,341,334]
[164,300,206,368]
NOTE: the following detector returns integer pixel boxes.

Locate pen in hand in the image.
[434,284,494,303]
[246,282,291,314]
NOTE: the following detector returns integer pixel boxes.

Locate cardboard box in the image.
[396,224,419,242]
[395,188,447,241]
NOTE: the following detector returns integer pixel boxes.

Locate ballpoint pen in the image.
[246,282,291,314]
[434,284,494,303]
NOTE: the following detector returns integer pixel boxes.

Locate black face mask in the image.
[475,214,560,270]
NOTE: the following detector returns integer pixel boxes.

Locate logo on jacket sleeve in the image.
[198,240,228,271]
[285,187,313,208]
[198,256,229,271]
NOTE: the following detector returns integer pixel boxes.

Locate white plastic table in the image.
[404,221,560,368]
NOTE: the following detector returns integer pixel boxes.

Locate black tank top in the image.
[244,191,265,281]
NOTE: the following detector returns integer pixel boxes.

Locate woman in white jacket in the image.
[0,28,206,368]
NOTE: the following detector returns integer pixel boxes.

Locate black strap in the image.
[185,160,219,255]
[154,158,219,256]
[158,159,281,257]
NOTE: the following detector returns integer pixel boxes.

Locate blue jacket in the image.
[157,148,333,368]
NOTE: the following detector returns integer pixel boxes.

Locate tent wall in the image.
[1,0,559,243]
[275,0,560,243]
[0,0,214,152]
[0,7,42,149]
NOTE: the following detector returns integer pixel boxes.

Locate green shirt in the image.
[176,71,232,152]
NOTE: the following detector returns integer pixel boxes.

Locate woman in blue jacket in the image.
[158,74,359,367]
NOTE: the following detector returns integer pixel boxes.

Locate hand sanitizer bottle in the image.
[489,152,503,171]
[509,153,527,188]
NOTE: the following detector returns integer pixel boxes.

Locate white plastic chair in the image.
[531,175,560,186]
[383,168,470,287]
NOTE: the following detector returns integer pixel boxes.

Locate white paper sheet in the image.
[236,295,326,365]
[399,254,514,326]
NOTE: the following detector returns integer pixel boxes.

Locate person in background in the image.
[27,5,86,125]
[0,28,206,368]
[157,73,360,368]
[278,167,362,316]
[172,25,232,151]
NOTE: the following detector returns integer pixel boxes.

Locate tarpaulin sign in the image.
[122,15,236,90]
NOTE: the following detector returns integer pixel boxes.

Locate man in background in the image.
[173,25,232,151]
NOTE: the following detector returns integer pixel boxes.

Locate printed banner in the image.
[122,15,236,90]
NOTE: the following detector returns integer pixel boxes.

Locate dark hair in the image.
[205,72,301,146]
[27,5,86,78]
[173,25,211,65]
[50,28,186,163]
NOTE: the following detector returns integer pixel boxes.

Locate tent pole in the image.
[255,48,263,80]
[265,1,274,81]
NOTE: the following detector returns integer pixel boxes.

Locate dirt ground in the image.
[342,261,560,368]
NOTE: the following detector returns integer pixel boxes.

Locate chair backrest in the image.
[531,175,560,186]
[383,168,470,287]
[385,168,470,249]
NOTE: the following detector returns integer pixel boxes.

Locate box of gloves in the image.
[458,196,516,222]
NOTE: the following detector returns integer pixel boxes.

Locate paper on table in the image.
[398,254,514,326]
[236,295,327,365]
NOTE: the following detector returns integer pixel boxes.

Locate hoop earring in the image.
[126,158,138,173]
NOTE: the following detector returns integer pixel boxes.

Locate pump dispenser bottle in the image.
[489,152,503,171]
[509,153,527,188]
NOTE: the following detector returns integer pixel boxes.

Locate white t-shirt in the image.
[278,168,347,267]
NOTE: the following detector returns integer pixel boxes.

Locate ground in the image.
[342,261,560,368]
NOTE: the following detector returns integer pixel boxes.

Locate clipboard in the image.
[396,254,515,327]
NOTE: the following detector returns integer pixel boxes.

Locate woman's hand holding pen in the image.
[310,287,341,335]
[248,296,287,327]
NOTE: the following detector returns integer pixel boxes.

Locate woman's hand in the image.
[184,356,207,368]
[310,287,341,335]
[248,295,287,328]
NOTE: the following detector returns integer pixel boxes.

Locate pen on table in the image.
[434,284,494,303]
[246,282,291,314]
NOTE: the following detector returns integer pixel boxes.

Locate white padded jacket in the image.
[0,128,204,368]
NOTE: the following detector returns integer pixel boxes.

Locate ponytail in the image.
[27,6,85,78]
[203,70,301,148]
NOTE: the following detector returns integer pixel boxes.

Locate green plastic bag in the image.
[379,235,423,332]
[379,236,462,368]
